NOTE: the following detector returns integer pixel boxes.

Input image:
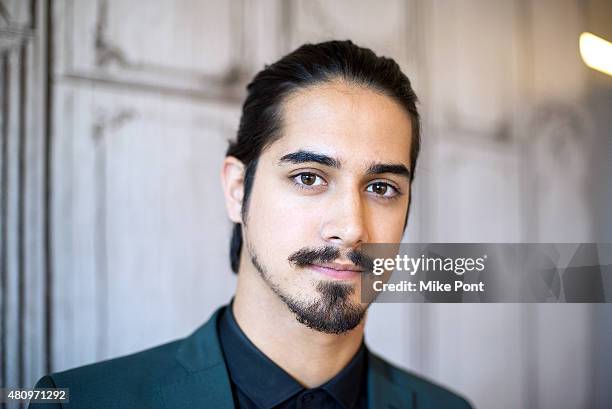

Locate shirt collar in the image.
[218,300,367,409]
[321,341,367,409]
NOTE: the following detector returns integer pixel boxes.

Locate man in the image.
[31,40,473,409]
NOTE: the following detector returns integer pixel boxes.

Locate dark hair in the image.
[226,40,421,273]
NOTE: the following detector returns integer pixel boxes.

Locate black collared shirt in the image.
[218,302,368,409]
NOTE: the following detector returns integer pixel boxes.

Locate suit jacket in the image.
[30,305,473,409]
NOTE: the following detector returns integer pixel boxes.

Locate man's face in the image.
[241,80,413,334]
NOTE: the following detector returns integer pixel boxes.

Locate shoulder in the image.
[369,352,474,409]
[31,339,187,409]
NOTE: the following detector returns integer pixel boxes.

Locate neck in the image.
[232,264,366,388]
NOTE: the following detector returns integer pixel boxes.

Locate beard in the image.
[246,240,370,334]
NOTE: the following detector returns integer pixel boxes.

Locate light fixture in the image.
[579,32,612,77]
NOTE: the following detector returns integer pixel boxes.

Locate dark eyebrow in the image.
[366,163,411,180]
[278,150,341,169]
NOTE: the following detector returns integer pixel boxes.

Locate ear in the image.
[220,156,245,224]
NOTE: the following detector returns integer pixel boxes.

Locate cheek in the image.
[367,203,408,243]
[246,177,319,255]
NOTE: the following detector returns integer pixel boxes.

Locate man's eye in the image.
[293,173,325,187]
[367,182,398,198]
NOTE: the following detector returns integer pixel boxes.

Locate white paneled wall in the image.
[50,83,240,369]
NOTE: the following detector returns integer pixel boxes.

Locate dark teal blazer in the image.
[31,305,473,409]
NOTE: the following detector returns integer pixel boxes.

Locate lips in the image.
[307,262,363,279]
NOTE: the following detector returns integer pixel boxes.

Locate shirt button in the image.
[302,393,313,403]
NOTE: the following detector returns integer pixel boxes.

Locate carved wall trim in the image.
[55,0,252,104]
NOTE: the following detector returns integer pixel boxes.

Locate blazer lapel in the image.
[156,307,417,409]
[367,352,415,409]
[157,306,235,409]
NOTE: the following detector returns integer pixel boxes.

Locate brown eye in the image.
[300,174,317,185]
[367,181,398,198]
[372,182,387,195]
[292,172,326,188]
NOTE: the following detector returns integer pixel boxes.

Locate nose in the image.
[320,187,370,248]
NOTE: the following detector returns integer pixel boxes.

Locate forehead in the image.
[268,80,413,168]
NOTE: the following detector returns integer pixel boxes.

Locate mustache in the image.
[288,245,374,272]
